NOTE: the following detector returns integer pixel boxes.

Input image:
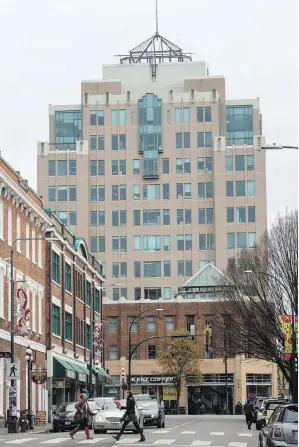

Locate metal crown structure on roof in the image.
[116,0,192,76]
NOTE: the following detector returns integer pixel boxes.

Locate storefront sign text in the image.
[131,375,176,384]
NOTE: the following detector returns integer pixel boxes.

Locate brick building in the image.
[0,153,108,425]
[103,264,277,414]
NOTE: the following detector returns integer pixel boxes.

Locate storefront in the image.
[246,374,272,399]
[131,375,177,408]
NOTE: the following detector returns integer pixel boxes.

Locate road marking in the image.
[41,439,68,444]
[78,439,107,444]
[116,439,139,444]
[165,420,196,430]
[182,431,196,434]
[229,443,248,447]
[6,440,38,444]
[152,430,170,434]
[191,442,212,446]
[238,433,253,437]
[153,440,176,445]
[210,432,225,436]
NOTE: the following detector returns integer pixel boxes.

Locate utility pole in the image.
[224,324,229,415]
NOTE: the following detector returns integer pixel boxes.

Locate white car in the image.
[93,400,144,434]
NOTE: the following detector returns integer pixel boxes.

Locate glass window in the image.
[112,236,119,252]
[98,236,105,252]
[52,304,60,336]
[206,157,213,172]
[69,211,76,226]
[226,155,233,171]
[207,208,214,224]
[227,207,234,223]
[108,316,118,333]
[198,157,205,173]
[197,107,203,122]
[226,105,253,146]
[98,160,105,176]
[131,112,135,124]
[98,211,105,226]
[248,206,256,223]
[48,186,56,202]
[247,155,254,171]
[112,262,119,278]
[184,158,191,173]
[186,234,192,250]
[98,185,105,201]
[205,132,212,148]
[69,186,76,202]
[237,232,247,248]
[133,184,140,200]
[91,211,97,227]
[248,232,256,248]
[112,289,120,301]
[142,209,160,226]
[58,186,67,202]
[98,135,104,150]
[112,210,119,227]
[197,132,204,148]
[112,160,118,176]
[147,316,157,332]
[163,158,169,174]
[134,210,141,226]
[185,209,192,224]
[52,252,60,283]
[207,234,214,250]
[119,109,126,125]
[165,316,175,331]
[90,237,97,252]
[57,211,67,225]
[184,183,191,199]
[148,345,157,359]
[95,289,100,313]
[69,160,76,176]
[175,108,182,124]
[199,234,206,250]
[199,208,205,224]
[90,160,97,176]
[133,159,140,175]
[177,260,185,277]
[163,209,170,225]
[176,132,182,149]
[120,134,126,150]
[128,316,138,332]
[235,155,245,171]
[236,181,245,197]
[176,158,183,174]
[163,235,170,251]
[119,159,126,175]
[236,207,246,223]
[205,106,211,122]
[164,287,171,299]
[227,233,235,249]
[226,181,234,197]
[86,281,91,306]
[111,110,118,125]
[108,345,118,360]
[177,235,184,251]
[112,185,118,201]
[58,160,67,176]
[134,261,141,278]
[144,261,161,277]
[143,184,160,200]
[90,110,96,125]
[121,262,127,278]
[90,135,97,150]
[48,160,56,176]
[183,107,190,123]
[112,134,118,150]
[119,210,126,226]
[144,235,161,251]
[206,182,213,198]
[98,110,104,125]
[134,235,141,251]
[177,209,183,225]
[186,260,192,277]
[163,183,170,200]
[164,261,171,277]
[65,312,72,341]
[90,186,96,201]
[184,132,190,148]
[247,180,255,196]
[198,183,205,199]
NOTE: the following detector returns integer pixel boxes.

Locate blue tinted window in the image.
[175,108,182,124]
[184,132,190,148]
[227,207,234,223]
[205,107,211,122]
[247,155,254,171]
[248,206,255,223]
[119,109,126,125]
[226,106,253,145]
[48,161,56,176]
[237,232,247,248]
[206,182,213,198]
[112,135,118,150]
[48,186,56,202]
[227,233,235,249]
[90,135,97,150]
[98,110,104,125]
[90,111,96,125]
[236,181,245,197]
[183,107,190,123]
[226,156,233,171]
[58,186,67,202]
[248,232,256,248]
[58,160,67,176]
[226,181,234,197]
[111,110,118,125]
[197,108,203,122]
[120,134,126,150]
[69,186,76,202]
[247,180,255,196]
[69,211,76,226]
[98,136,104,150]
[205,132,212,148]
[55,110,81,150]
[69,160,76,176]
[176,133,182,148]
[198,183,205,199]
[197,132,204,148]
[235,155,245,171]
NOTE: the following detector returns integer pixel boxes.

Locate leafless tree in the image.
[213,209,298,401]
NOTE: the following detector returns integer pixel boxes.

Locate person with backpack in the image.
[69,393,94,440]
[112,391,145,442]
[244,399,254,429]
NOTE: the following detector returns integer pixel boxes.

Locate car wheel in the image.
[157,418,162,428]
[162,419,165,428]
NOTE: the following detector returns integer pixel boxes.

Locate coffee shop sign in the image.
[131,375,176,384]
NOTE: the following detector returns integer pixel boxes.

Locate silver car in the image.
[93,400,144,434]
[259,404,298,447]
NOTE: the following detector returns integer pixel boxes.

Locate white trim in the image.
[38,289,43,335]
[0,329,46,353]
[32,228,36,264]
[86,317,90,324]
[65,304,73,314]
[52,296,61,307]
[26,222,30,259]
[8,207,12,246]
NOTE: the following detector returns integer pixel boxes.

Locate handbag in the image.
[74,410,83,422]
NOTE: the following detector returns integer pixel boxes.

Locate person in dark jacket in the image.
[69,394,93,440]
[112,391,145,442]
[244,399,254,429]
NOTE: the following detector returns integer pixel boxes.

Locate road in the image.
[0,416,259,446]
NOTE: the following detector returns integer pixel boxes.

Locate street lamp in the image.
[127,308,164,390]
[25,347,34,430]
[121,367,126,399]
[261,143,298,150]
[244,269,298,403]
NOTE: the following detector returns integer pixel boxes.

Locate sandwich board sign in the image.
[6,362,20,381]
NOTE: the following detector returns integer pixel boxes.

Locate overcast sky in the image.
[0,0,297,226]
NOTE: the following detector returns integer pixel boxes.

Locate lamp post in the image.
[25,347,33,430]
[121,367,126,399]
[244,269,298,403]
[261,143,298,150]
[127,308,164,390]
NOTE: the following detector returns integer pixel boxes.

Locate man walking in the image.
[112,391,145,442]
[244,399,254,429]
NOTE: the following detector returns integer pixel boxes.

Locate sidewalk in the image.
[0,423,52,435]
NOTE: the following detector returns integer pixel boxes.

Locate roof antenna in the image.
[155,0,159,35]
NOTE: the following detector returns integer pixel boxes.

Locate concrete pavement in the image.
[0,416,259,446]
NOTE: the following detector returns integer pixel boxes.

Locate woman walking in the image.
[112,391,145,442]
[69,393,93,440]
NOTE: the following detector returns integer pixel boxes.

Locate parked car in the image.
[92,400,144,434]
[52,401,99,432]
[137,400,165,428]
[88,397,113,408]
[259,403,298,447]
[133,394,155,401]
[256,399,289,430]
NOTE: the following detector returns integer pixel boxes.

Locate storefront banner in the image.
[163,387,177,401]
[131,387,142,395]
[131,375,176,385]
[279,315,293,359]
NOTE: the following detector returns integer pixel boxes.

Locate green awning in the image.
[93,367,113,384]
[53,357,77,379]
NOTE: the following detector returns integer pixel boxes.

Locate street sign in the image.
[0,352,11,359]
[6,362,20,380]
[31,371,47,385]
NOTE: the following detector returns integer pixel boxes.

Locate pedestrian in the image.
[69,393,93,441]
[112,391,145,442]
[244,399,254,429]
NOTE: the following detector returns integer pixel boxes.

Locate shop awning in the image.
[53,357,77,380]
[93,367,113,385]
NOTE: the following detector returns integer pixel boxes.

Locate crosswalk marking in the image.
[78,439,104,444]
[238,434,253,437]
[229,442,248,447]
[116,439,139,444]
[182,432,196,435]
[191,442,212,446]
[153,440,176,445]
[40,439,67,444]
[6,440,38,444]
[152,431,170,434]
[210,432,225,436]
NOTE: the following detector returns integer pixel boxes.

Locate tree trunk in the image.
[176,385,181,415]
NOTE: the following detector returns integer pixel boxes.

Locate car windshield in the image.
[65,403,76,412]
[102,402,119,411]
[139,401,158,410]
[88,401,98,411]
[284,407,298,423]
[268,403,283,410]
